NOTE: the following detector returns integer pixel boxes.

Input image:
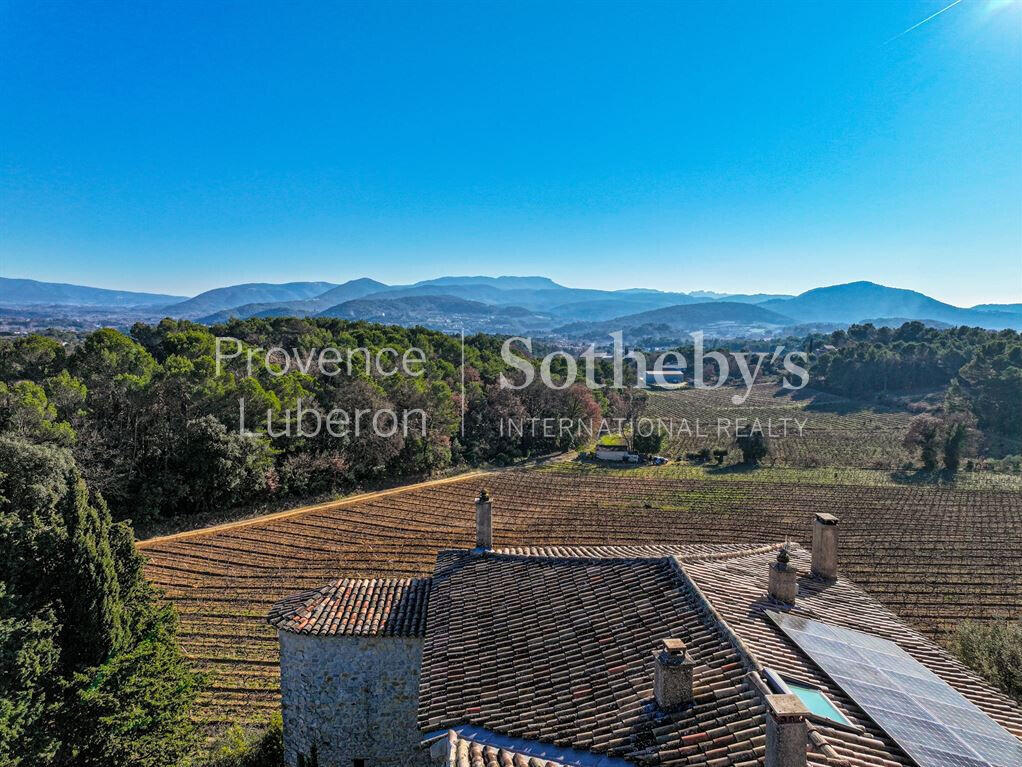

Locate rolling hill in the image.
[410,275,563,290]
[6,275,1019,336]
[164,281,339,317]
[555,301,795,341]
[972,303,1022,315]
[301,277,388,308]
[0,277,184,307]
[550,294,701,320]
[318,294,553,333]
[762,282,1022,329]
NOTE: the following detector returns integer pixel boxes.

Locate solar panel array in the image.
[766,611,1022,767]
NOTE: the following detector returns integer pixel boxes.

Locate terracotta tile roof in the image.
[418,543,1022,767]
[430,728,610,766]
[444,738,565,767]
[418,546,770,766]
[267,576,429,636]
[684,545,1022,765]
[493,543,780,561]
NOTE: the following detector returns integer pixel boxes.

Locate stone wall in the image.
[278,631,427,767]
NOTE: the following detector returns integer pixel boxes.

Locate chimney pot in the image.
[768,547,798,603]
[474,490,492,550]
[765,693,809,767]
[811,513,838,580]
[653,638,696,711]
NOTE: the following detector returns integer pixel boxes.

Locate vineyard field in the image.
[643,383,917,468]
[141,467,1022,735]
[644,382,1022,467]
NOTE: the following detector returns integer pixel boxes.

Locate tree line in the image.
[810,322,1022,444]
[0,318,606,522]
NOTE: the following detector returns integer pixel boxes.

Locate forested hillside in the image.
[0,318,601,523]
[811,322,1022,441]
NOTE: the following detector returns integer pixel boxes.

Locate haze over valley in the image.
[3,275,1020,340]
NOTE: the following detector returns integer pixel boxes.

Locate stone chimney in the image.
[765,693,809,767]
[653,638,696,711]
[811,513,839,580]
[474,489,492,550]
[768,546,798,603]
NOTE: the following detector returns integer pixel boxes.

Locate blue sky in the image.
[1,1,1020,304]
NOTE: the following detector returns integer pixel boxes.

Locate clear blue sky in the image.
[2,1,1020,304]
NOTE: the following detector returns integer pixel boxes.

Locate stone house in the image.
[269,492,1022,767]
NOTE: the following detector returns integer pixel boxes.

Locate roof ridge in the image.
[674,541,789,563]
[668,557,765,674]
[487,542,792,563]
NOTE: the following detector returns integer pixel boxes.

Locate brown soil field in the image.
[642,382,1022,467]
[644,383,915,468]
[140,467,1022,734]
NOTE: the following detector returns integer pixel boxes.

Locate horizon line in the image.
[2,273,1018,310]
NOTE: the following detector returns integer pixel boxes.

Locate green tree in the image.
[0,381,75,446]
[0,437,198,766]
[168,416,274,515]
[942,413,975,473]
[903,414,942,471]
[734,430,768,466]
[631,427,664,456]
[949,621,1022,705]
[0,335,66,381]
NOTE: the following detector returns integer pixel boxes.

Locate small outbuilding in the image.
[595,443,635,461]
[268,577,430,766]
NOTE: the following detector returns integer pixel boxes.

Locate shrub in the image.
[277,451,350,496]
[949,621,1022,705]
[201,713,284,767]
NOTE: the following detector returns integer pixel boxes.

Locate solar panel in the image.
[766,611,1022,767]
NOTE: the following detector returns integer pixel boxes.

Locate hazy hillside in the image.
[410,275,563,290]
[195,302,320,324]
[191,278,389,322]
[7,274,1020,337]
[712,293,793,304]
[763,282,1022,329]
[318,294,552,333]
[555,301,795,341]
[686,291,792,302]
[551,294,700,320]
[0,277,183,306]
[303,277,389,307]
[165,281,338,316]
[972,303,1022,315]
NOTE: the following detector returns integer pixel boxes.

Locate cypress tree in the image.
[59,472,124,671]
[0,437,198,766]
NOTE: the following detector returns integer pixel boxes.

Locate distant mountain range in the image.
[0,277,184,306]
[2,275,1020,337]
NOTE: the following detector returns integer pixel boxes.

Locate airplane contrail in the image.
[886,0,965,44]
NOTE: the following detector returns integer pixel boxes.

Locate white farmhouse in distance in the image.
[595,443,632,461]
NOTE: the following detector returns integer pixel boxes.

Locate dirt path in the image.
[136,469,492,549]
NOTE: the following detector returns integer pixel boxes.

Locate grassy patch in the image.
[541,459,1022,492]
